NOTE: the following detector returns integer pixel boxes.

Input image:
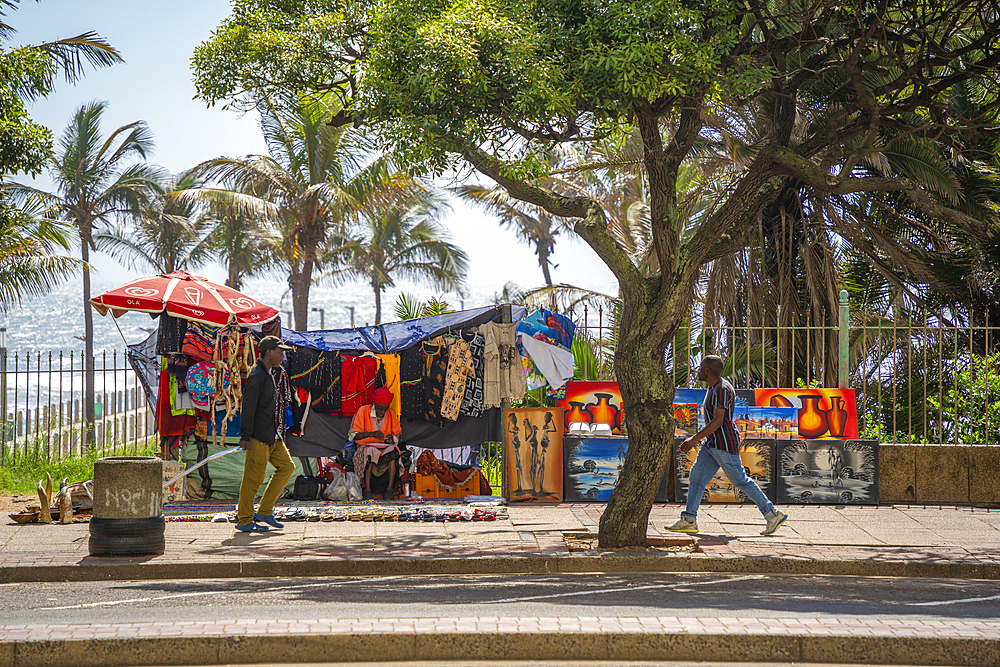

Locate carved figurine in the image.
[36,478,52,523]
[58,478,73,524]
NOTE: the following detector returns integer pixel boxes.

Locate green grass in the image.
[480,441,503,496]
[0,439,159,494]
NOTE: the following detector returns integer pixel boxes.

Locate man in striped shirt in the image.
[666,355,788,536]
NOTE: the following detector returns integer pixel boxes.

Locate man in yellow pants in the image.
[236,336,295,532]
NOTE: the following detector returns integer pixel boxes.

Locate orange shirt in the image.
[348,405,402,447]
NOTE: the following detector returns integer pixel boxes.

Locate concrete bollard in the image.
[89,456,165,556]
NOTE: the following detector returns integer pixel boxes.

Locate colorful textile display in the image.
[337,354,378,416]
[459,330,485,417]
[421,341,449,426]
[374,353,402,416]
[429,335,474,421]
[516,309,576,391]
[480,321,526,407]
[399,345,424,419]
[186,361,229,409]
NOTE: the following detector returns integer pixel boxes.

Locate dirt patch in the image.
[564,533,697,553]
[0,492,34,514]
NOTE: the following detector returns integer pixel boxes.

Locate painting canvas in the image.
[776,439,878,504]
[674,438,775,503]
[503,407,564,501]
[557,381,625,433]
[673,403,699,438]
[754,388,859,439]
[734,406,798,439]
[563,435,629,501]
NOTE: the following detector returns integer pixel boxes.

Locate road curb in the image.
[1,552,998,583]
[4,629,998,667]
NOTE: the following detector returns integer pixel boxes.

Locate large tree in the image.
[185,95,397,330]
[323,188,468,324]
[5,102,161,450]
[194,0,1000,547]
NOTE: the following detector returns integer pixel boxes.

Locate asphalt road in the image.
[2,573,999,627]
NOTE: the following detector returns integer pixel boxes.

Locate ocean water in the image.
[0,276,505,356]
[0,275,516,415]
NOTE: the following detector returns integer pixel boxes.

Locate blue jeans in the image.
[683,444,774,521]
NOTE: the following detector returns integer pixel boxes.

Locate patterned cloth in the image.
[270,365,293,433]
[309,352,343,413]
[429,335,474,421]
[480,321,526,407]
[399,346,424,419]
[338,354,378,417]
[156,314,188,355]
[459,330,485,417]
[181,322,219,361]
[421,341,449,426]
[186,361,224,409]
[374,353,401,416]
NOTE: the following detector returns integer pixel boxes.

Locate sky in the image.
[7,0,618,299]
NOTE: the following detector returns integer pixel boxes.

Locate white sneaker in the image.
[666,517,698,533]
[761,509,787,536]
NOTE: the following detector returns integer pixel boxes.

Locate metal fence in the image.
[3,294,996,464]
[0,349,156,463]
[570,293,999,446]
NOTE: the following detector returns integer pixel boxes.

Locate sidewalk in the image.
[2,503,999,582]
[2,503,999,667]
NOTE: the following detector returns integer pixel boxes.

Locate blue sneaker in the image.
[255,513,284,529]
[235,522,268,533]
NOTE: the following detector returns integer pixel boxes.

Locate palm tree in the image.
[0,198,81,306]
[185,94,396,329]
[4,101,161,450]
[205,204,277,291]
[95,169,211,274]
[324,191,468,324]
[0,2,123,181]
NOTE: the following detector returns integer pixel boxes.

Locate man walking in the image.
[236,336,295,533]
[667,355,787,536]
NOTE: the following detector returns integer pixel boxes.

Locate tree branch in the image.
[458,144,645,290]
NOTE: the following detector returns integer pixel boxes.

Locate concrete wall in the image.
[879,444,1000,506]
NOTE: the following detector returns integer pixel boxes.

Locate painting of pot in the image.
[754,389,859,439]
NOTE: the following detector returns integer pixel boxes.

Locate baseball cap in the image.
[258,335,293,354]
[373,387,393,405]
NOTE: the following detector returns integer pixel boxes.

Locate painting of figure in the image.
[503,407,563,501]
[776,439,878,504]
[674,438,776,503]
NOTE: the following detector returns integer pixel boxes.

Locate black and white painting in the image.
[776,439,879,504]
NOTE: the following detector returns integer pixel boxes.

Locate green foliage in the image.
[926,353,1000,445]
[0,439,158,494]
[0,3,122,177]
[479,441,503,495]
[393,292,455,320]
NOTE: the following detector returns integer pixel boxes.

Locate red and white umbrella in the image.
[90,270,279,327]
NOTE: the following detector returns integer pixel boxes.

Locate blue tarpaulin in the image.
[281,304,527,353]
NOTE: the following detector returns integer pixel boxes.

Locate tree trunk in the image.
[373,284,383,325]
[597,285,682,548]
[538,246,556,310]
[81,239,96,453]
[289,257,314,331]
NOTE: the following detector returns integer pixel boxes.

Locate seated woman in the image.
[348,387,402,500]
